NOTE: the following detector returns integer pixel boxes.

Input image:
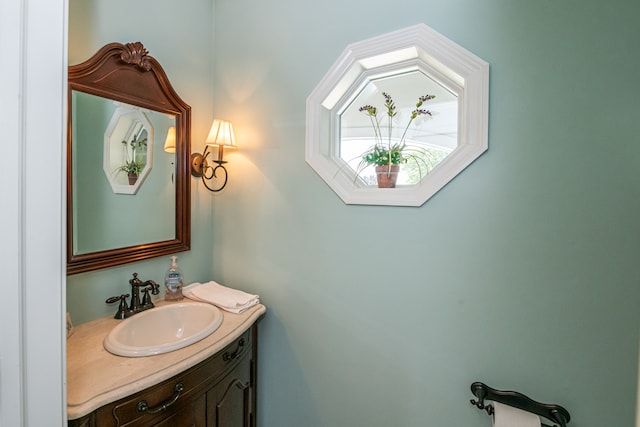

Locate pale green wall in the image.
[212,1,640,427]
[67,1,640,426]
[66,0,217,323]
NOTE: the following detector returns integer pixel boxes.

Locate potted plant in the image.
[117,160,145,185]
[116,133,147,185]
[354,92,436,188]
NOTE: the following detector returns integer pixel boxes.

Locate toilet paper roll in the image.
[492,402,540,427]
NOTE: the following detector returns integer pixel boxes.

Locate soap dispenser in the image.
[164,256,184,301]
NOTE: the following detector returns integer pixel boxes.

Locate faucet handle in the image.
[141,281,159,309]
[106,294,132,319]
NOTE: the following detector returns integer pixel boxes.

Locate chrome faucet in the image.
[106,273,160,319]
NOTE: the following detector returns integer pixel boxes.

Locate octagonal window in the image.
[306,24,489,206]
[103,106,154,195]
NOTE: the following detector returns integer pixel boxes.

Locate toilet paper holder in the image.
[470,381,570,427]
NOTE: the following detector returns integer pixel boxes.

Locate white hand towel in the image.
[492,402,540,427]
[184,281,259,314]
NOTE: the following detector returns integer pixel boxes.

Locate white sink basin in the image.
[104,302,223,357]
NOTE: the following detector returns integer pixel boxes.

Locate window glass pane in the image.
[338,70,458,185]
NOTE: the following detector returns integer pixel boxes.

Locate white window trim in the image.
[306,23,489,206]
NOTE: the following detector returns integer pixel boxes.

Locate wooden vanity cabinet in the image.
[69,327,257,427]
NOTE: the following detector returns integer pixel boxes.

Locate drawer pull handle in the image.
[223,338,245,362]
[137,382,184,414]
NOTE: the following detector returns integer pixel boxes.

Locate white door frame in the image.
[0,0,67,425]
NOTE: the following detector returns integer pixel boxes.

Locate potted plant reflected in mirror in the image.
[117,160,145,185]
[353,92,439,188]
[116,133,147,185]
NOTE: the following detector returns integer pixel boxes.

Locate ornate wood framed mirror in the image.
[67,42,191,275]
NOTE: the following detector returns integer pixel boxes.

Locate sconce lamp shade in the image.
[164,126,176,153]
[205,119,236,149]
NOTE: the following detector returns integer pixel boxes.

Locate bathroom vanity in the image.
[67,302,265,427]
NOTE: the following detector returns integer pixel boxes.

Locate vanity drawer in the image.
[94,330,252,427]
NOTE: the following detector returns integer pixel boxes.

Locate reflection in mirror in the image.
[71,92,176,255]
[67,42,191,275]
[339,70,457,186]
[102,103,154,194]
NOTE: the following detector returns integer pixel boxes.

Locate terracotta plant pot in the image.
[128,173,138,185]
[375,164,400,188]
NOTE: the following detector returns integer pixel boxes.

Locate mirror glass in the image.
[67,42,191,275]
[102,102,154,195]
[71,92,176,254]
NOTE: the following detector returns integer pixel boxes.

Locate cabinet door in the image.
[206,354,252,427]
[151,394,206,427]
[68,413,95,427]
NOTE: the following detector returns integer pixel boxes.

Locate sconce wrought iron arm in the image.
[191,144,229,192]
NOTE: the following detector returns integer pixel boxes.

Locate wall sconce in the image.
[164,126,176,182]
[163,126,176,153]
[191,119,237,192]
